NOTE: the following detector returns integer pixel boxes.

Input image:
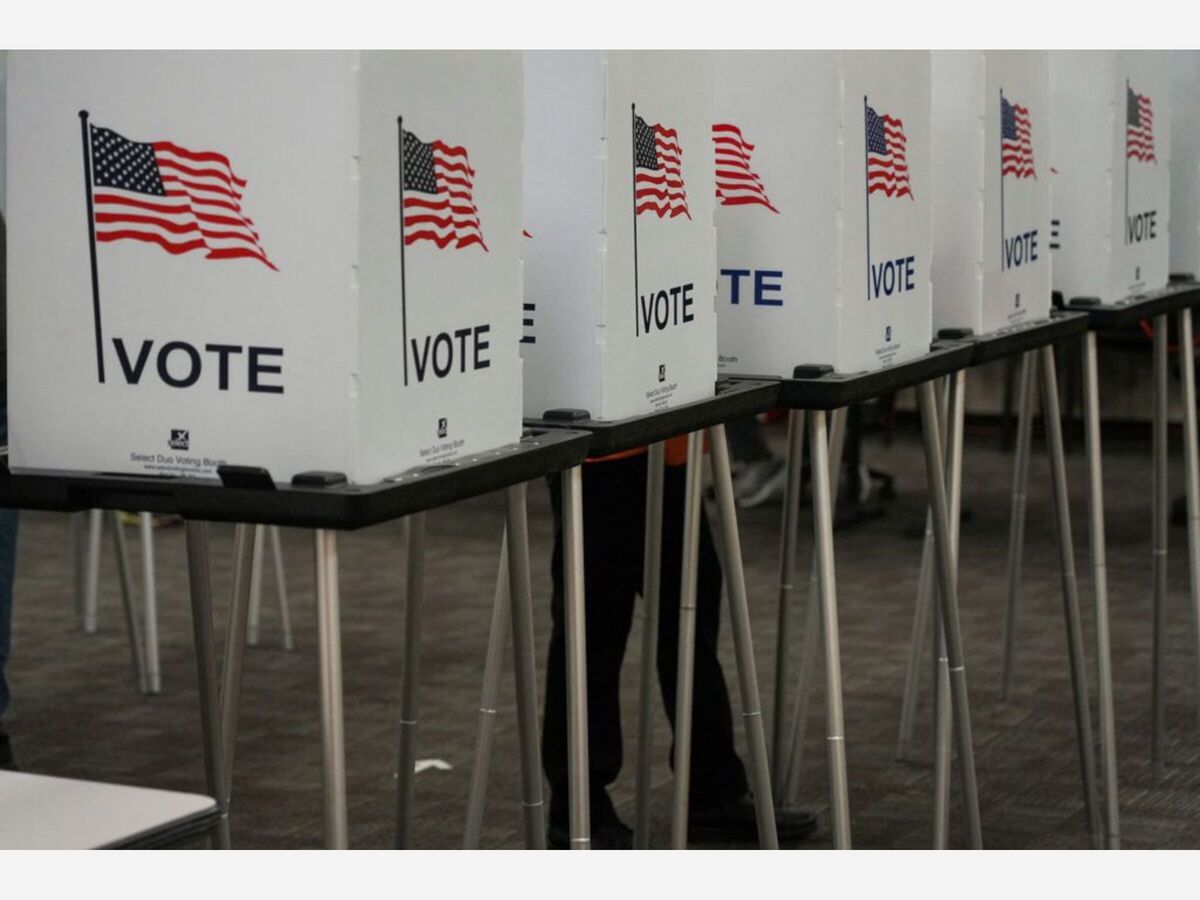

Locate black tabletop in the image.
[1066,280,1200,332]
[945,312,1090,367]
[0,428,592,531]
[526,378,780,458]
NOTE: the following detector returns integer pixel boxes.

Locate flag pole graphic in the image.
[864,95,871,302]
[398,116,410,386]
[632,103,641,337]
[1000,89,1006,270]
[79,110,106,383]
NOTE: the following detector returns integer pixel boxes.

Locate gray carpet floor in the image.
[4,419,1200,849]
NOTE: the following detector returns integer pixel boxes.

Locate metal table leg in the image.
[917,378,983,848]
[561,465,591,849]
[395,513,427,849]
[83,508,102,634]
[1082,331,1121,848]
[670,432,705,849]
[505,483,548,850]
[313,528,348,849]
[269,526,295,651]
[634,441,666,849]
[139,513,161,695]
[782,407,846,804]
[184,521,231,849]
[247,525,265,647]
[1178,308,1200,735]
[463,532,511,849]
[1001,351,1038,700]
[773,411,806,788]
[1152,316,1169,782]
[709,424,779,849]
[1039,343,1103,848]
[109,511,148,693]
[72,511,87,622]
[218,523,256,837]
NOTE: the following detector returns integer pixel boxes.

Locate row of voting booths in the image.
[1,48,1200,849]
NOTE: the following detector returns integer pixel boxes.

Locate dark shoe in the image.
[547,818,633,850]
[689,793,817,843]
[0,730,16,771]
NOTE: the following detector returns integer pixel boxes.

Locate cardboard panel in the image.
[1170,50,1200,278]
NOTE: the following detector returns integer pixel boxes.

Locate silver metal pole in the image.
[917,379,983,848]
[138,513,161,695]
[83,509,102,633]
[247,524,265,647]
[505,483,549,850]
[773,411,806,788]
[634,441,666,849]
[184,521,232,849]
[562,465,591,849]
[709,425,780,849]
[218,523,256,832]
[1001,351,1039,699]
[109,510,148,693]
[933,370,965,848]
[395,512,427,849]
[72,512,87,621]
[670,431,705,849]
[463,532,510,849]
[782,406,846,804]
[314,528,349,849]
[1178,308,1200,735]
[808,409,852,848]
[269,526,295,652]
[1152,315,1169,782]
[1082,331,1122,848]
[1039,343,1104,848]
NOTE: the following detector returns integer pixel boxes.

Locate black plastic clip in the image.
[217,465,276,490]
[543,408,592,422]
[291,470,349,488]
[791,364,834,380]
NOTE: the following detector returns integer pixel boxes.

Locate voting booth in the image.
[521,50,718,421]
[1171,50,1200,278]
[5,50,524,484]
[1049,50,1171,305]
[714,50,932,377]
[932,50,1052,336]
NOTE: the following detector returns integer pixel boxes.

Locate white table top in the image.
[0,770,217,849]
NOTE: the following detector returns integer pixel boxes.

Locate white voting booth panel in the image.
[1170,50,1200,278]
[521,51,717,421]
[1049,50,1171,305]
[714,51,932,377]
[6,51,523,484]
[932,51,1051,336]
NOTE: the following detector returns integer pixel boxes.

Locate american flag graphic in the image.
[88,123,275,270]
[712,123,779,213]
[402,128,487,251]
[1001,96,1036,179]
[634,113,690,219]
[1126,85,1157,163]
[865,104,912,199]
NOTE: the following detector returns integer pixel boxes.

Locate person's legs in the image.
[542,455,645,836]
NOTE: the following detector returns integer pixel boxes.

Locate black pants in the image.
[541,453,749,825]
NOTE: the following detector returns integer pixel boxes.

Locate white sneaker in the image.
[735,458,787,508]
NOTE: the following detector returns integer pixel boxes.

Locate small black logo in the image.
[437,417,448,439]
[658,364,666,383]
[885,325,892,343]
[169,429,190,451]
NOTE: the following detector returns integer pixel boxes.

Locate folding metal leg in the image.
[249,526,294,651]
[633,441,666,849]
[270,526,295,651]
[109,511,148,693]
[247,525,265,647]
[1152,316,1169,782]
[463,533,510,849]
[1001,351,1039,699]
[72,512,87,622]
[184,521,231,849]
[138,513,162,695]
[314,528,348,849]
[218,523,256,837]
[772,411,805,788]
[670,432,705,850]
[505,483,548,850]
[395,513,427,849]
[1082,331,1121,848]
[1038,343,1103,848]
[932,371,965,848]
[781,407,846,805]
[561,465,591,849]
[709,424,779,849]
[1179,308,1200,735]
[82,509,102,633]
[916,378,983,848]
